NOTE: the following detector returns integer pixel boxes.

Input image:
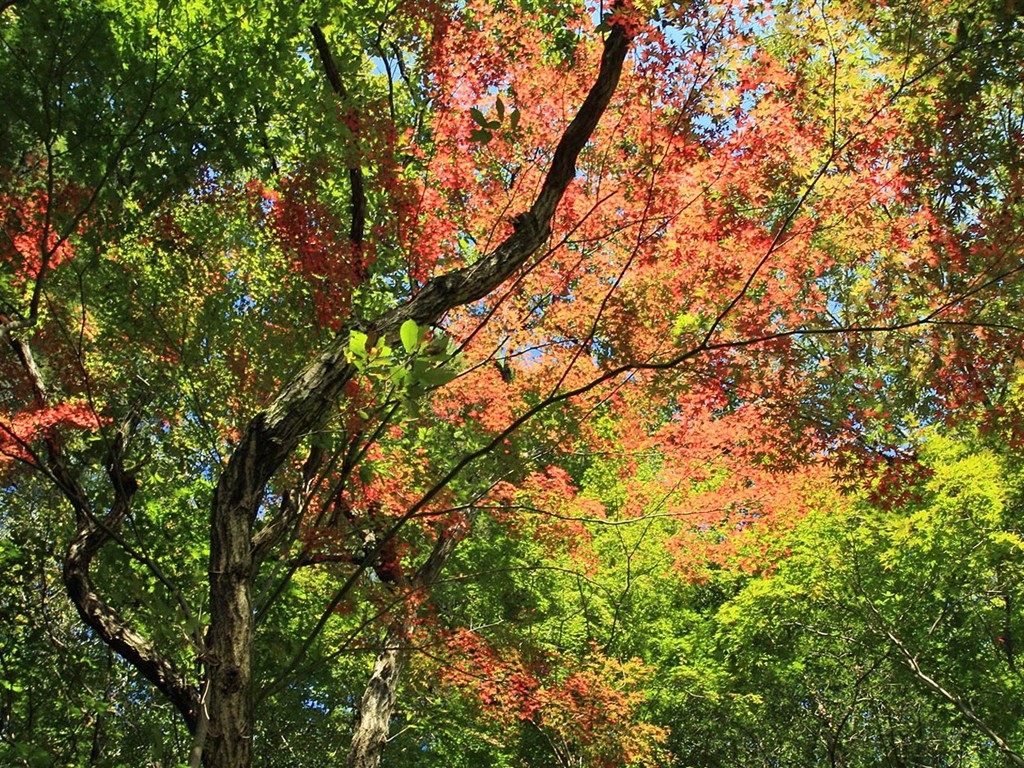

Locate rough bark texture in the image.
[107,20,629,768]
[347,623,410,768]
[205,427,263,768]
[63,507,200,731]
[347,531,462,768]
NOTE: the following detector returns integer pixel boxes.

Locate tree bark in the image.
[202,20,630,768]
[54,394,201,735]
[347,621,410,768]
[9,331,203,745]
[347,530,462,768]
[64,512,200,731]
[204,426,263,768]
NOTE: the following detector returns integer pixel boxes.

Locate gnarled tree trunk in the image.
[347,529,462,768]
[196,20,629,768]
[347,621,411,768]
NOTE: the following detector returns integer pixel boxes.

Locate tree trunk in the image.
[204,446,260,768]
[204,522,254,768]
[347,621,411,768]
[181,21,630,768]
[347,529,462,768]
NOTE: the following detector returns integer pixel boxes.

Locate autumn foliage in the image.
[2,0,1024,767]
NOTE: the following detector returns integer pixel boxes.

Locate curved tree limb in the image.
[64,495,201,732]
[5,331,201,731]
[203,18,632,768]
[217,22,631,509]
[62,418,201,732]
[310,22,366,247]
[346,526,464,768]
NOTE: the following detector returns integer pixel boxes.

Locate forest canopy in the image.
[2,0,1024,766]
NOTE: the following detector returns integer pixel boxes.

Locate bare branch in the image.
[212,21,632,524]
[311,22,366,247]
[865,598,1024,768]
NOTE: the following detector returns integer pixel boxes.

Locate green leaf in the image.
[495,95,505,122]
[672,312,701,336]
[400,319,420,354]
[469,128,493,143]
[416,366,458,387]
[509,109,521,131]
[349,331,368,358]
[469,107,487,127]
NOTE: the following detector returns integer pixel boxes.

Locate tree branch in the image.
[11,330,200,732]
[863,597,1024,767]
[205,23,631,766]
[61,431,201,731]
[311,22,366,247]
[213,20,631,523]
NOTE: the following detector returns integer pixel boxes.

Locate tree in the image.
[2,0,1024,766]
[667,421,1024,767]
